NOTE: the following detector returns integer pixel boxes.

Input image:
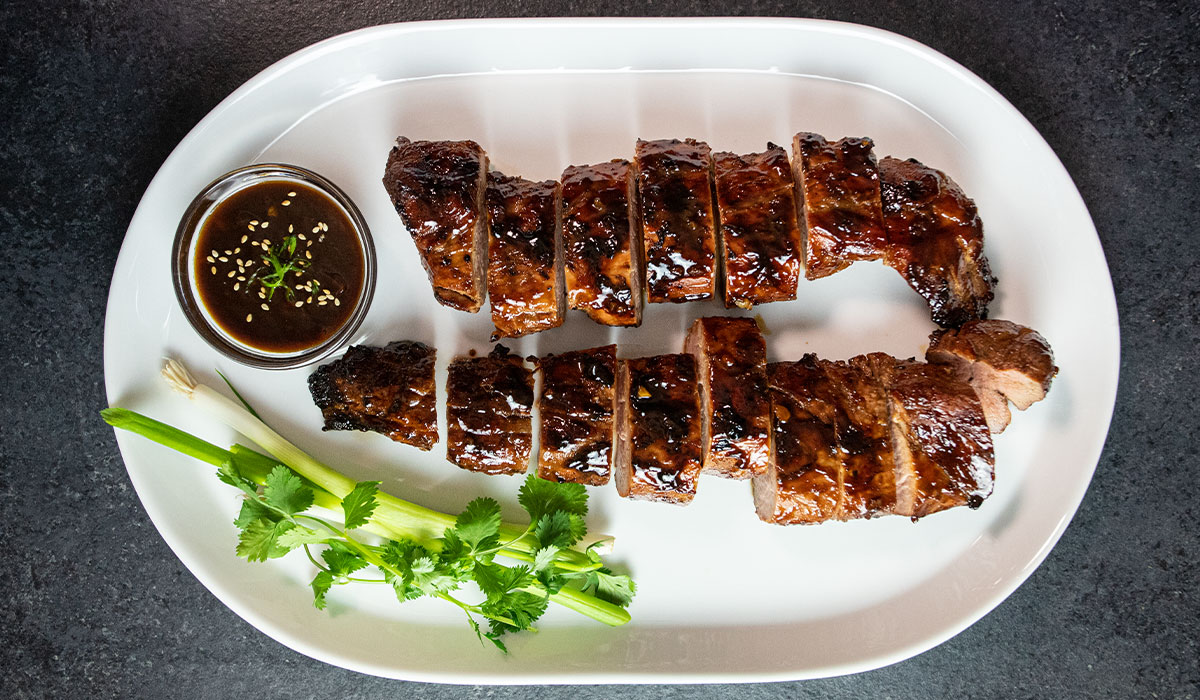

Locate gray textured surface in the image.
[1,1,1197,698]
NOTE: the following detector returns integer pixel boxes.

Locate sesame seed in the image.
[211,250,219,257]
[306,296,313,304]
[287,191,297,197]
[206,255,215,263]
[218,256,228,262]
[319,234,325,243]
[318,300,327,306]
[224,249,232,255]
[288,224,294,233]
[260,303,270,311]
[246,314,252,322]
[240,235,248,244]
[320,222,328,231]
[282,200,291,206]
[227,270,236,278]
[233,283,240,291]
[298,233,306,240]
[250,220,259,225]
[247,224,255,231]
[233,247,240,254]
[210,266,217,275]
[294,301,303,308]
[261,222,269,229]
[237,275,245,281]
[305,250,312,259]
[333,298,340,307]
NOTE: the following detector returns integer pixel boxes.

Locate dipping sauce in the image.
[193,180,365,353]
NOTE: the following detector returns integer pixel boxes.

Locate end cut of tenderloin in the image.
[878,156,996,328]
[307,341,438,451]
[926,319,1058,433]
[382,137,488,312]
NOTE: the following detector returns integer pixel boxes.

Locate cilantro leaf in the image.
[518,475,588,521]
[321,543,368,580]
[340,481,380,530]
[233,497,275,529]
[217,460,258,495]
[453,497,502,553]
[581,569,637,608]
[275,525,328,549]
[473,561,533,602]
[236,519,295,562]
[532,546,559,574]
[310,570,334,610]
[263,465,314,516]
[533,510,586,550]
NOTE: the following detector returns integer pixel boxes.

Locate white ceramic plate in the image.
[104,18,1119,683]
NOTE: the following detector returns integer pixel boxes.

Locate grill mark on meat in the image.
[614,354,703,504]
[635,139,718,303]
[536,345,617,486]
[792,132,887,281]
[878,157,996,328]
[684,317,770,479]
[445,345,533,475]
[713,145,803,308]
[307,341,437,450]
[382,138,488,312]
[560,160,644,326]
[485,172,564,338]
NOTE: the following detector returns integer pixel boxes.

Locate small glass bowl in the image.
[172,164,376,369]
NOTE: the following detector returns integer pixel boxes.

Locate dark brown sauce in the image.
[194,180,364,353]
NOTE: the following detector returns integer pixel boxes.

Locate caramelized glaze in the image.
[878,157,996,327]
[536,345,617,486]
[615,354,703,504]
[382,138,488,312]
[822,355,898,518]
[792,133,888,280]
[755,357,843,524]
[485,172,564,338]
[445,346,534,475]
[307,341,437,450]
[684,317,770,479]
[635,139,718,302]
[560,160,643,326]
[713,145,803,307]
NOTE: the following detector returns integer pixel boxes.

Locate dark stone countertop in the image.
[1,2,1196,698]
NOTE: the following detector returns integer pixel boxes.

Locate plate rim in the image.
[104,16,1120,684]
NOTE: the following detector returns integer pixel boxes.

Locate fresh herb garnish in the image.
[247,234,311,301]
[101,360,635,652]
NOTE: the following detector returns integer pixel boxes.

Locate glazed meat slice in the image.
[821,355,898,519]
[485,172,564,338]
[635,138,718,303]
[878,157,997,327]
[753,357,843,524]
[537,345,617,486]
[791,133,887,280]
[927,319,1058,433]
[614,354,703,504]
[382,138,488,312]
[684,317,771,479]
[863,355,995,519]
[445,346,534,475]
[307,341,437,451]
[713,145,804,308]
[560,160,643,326]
